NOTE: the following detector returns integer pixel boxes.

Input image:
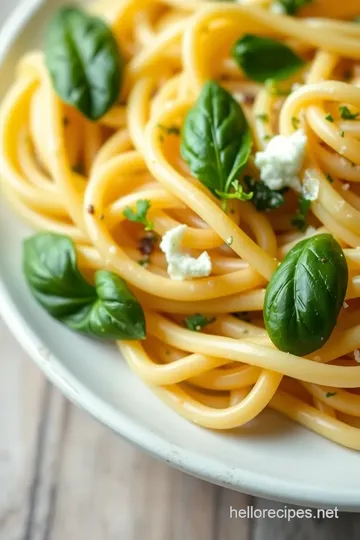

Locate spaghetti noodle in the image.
[1,0,360,449]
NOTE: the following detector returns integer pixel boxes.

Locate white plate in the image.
[1,0,360,511]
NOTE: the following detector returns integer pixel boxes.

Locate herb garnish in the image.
[339,106,359,121]
[244,176,286,212]
[231,34,304,83]
[123,200,153,231]
[183,314,216,332]
[181,81,252,208]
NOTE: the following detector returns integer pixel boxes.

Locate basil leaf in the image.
[244,176,286,211]
[45,7,123,121]
[275,0,313,15]
[264,234,348,356]
[231,34,304,82]
[180,81,252,199]
[63,271,146,340]
[23,233,145,340]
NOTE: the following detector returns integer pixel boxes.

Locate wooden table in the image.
[1,319,360,540]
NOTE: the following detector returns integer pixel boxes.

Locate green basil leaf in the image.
[63,271,146,340]
[23,233,145,340]
[180,80,252,198]
[23,233,96,318]
[244,176,286,211]
[264,234,348,356]
[45,7,123,120]
[231,34,304,82]
[274,0,313,15]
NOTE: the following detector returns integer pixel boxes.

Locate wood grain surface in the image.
[1,319,360,540]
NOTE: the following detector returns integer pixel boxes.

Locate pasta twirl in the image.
[1,0,360,449]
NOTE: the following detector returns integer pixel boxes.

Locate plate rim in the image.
[1,0,360,512]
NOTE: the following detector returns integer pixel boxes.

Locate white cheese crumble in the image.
[354,350,360,363]
[160,225,212,281]
[270,2,286,14]
[254,130,307,192]
[343,301,349,309]
[302,169,320,201]
[342,183,350,191]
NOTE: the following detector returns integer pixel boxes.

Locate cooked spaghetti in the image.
[1,0,360,449]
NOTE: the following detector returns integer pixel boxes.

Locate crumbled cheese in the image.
[109,245,117,254]
[342,183,350,191]
[302,169,320,201]
[270,2,286,14]
[343,301,349,309]
[255,130,307,192]
[355,350,360,363]
[160,225,212,280]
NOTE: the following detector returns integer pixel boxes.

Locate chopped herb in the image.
[244,176,286,212]
[291,116,300,130]
[123,199,153,231]
[325,173,334,183]
[340,130,345,138]
[275,0,313,15]
[291,195,311,231]
[157,124,181,136]
[183,314,216,332]
[325,114,334,123]
[263,134,272,142]
[87,204,95,215]
[226,236,233,246]
[339,106,359,120]
[256,113,269,123]
[99,213,105,220]
[325,391,337,398]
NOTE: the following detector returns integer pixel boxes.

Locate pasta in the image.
[1,0,360,449]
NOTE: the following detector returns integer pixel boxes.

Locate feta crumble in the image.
[302,170,320,201]
[355,350,360,363]
[255,130,307,192]
[270,2,286,14]
[160,225,212,280]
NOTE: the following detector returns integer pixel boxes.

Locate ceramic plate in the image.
[1,0,360,511]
